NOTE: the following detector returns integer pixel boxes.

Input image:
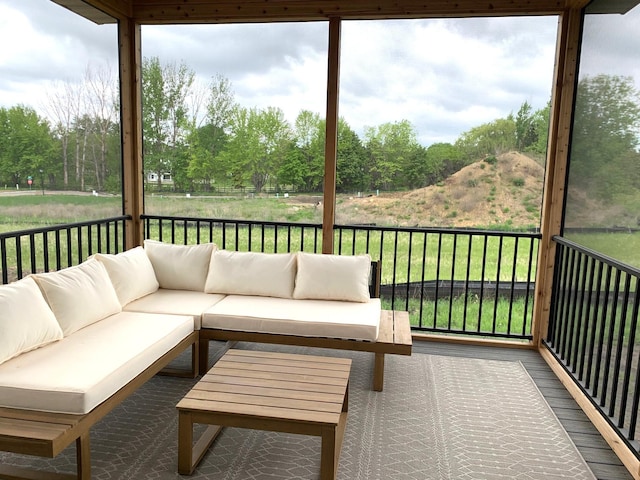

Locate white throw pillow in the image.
[32,258,122,336]
[93,246,159,306]
[293,252,371,303]
[205,250,297,298]
[143,240,215,291]
[0,277,63,365]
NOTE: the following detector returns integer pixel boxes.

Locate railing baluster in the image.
[463,234,473,332]
[566,251,584,371]
[273,224,277,253]
[182,220,188,244]
[585,259,604,389]
[578,256,596,381]
[260,223,265,252]
[609,273,631,419]
[55,229,62,271]
[65,228,72,265]
[77,226,83,263]
[1,238,7,284]
[434,233,443,328]
[593,265,613,398]
[507,237,519,335]
[391,230,399,311]
[478,235,488,333]
[628,343,640,441]
[29,234,36,276]
[405,232,412,312]
[88,225,94,256]
[43,231,49,273]
[448,233,457,331]
[492,237,503,335]
[15,237,23,280]
[420,232,428,329]
[523,237,535,336]
[559,247,577,359]
[601,269,622,409]
[618,274,638,430]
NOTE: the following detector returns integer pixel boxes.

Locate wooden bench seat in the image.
[199,310,412,391]
[0,332,198,480]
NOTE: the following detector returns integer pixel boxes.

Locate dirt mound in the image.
[335,151,545,228]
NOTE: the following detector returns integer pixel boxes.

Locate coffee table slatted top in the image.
[177,350,352,426]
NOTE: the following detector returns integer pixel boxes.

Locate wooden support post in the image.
[532,8,583,347]
[119,18,144,250]
[322,17,341,254]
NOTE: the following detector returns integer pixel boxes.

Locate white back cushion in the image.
[293,252,371,303]
[93,247,159,306]
[33,258,122,336]
[143,240,215,291]
[0,277,63,365]
[205,250,297,298]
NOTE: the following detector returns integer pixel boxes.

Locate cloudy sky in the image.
[0,0,638,146]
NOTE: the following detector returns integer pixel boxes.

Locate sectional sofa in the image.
[0,241,412,479]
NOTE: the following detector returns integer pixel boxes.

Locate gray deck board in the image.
[413,340,634,480]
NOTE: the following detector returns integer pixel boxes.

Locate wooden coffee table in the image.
[177,349,351,479]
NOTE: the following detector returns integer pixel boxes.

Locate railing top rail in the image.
[0,215,130,240]
[141,214,542,239]
[141,214,320,230]
[553,235,640,277]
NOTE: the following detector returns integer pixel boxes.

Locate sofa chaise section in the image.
[0,311,194,415]
[0,256,200,480]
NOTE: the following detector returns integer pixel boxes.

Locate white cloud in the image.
[579,6,640,84]
[5,1,636,148]
[0,0,117,112]
[339,17,558,144]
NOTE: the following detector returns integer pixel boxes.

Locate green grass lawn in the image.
[565,231,640,270]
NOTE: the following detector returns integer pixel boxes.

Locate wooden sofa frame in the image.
[0,332,199,480]
[198,262,413,391]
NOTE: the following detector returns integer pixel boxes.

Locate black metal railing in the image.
[142,214,541,340]
[546,236,640,454]
[0,216,129,284]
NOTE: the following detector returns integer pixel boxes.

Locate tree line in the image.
[0,58,637,200]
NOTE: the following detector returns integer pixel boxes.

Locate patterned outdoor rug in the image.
[1,344,596,479]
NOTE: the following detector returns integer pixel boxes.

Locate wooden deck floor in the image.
[414,340,633,480]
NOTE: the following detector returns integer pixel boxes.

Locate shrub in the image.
[484,156,498,165]
[512,178,525,187]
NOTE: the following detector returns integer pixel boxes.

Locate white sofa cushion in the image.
[293,252,371,303]
[32,258,122,336]
[205,250,296,298]
[0,311,193,414]
[124,289,226,329]
[0,277,63,365]
[202,295,381,341]
[93,246,159,306]
[144,240,215,291]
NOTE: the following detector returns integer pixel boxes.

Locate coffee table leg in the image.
[320,425,338,480]
[178,410,225,475]
[178,411,194,475]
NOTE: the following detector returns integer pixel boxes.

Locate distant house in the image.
[146,172,173,185]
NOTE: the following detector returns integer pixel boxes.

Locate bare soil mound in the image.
[334,151,545,228]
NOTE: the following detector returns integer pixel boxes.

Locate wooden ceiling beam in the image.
[131,0,567,24]
[52,0,131,23]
